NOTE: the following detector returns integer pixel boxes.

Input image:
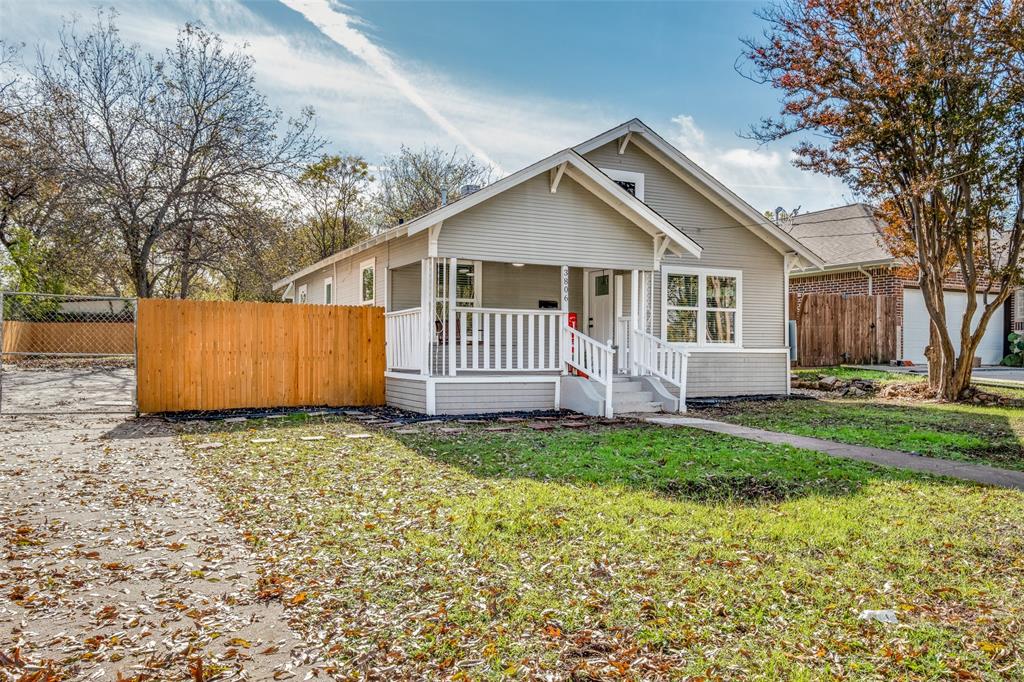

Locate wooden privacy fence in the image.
[137,299,385,413]
[2,321,135,354]
[789,293,899,367]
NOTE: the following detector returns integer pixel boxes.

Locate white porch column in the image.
[630,269,640,375]
[560,265,569,374]
[419,258,433,376]
[447,257,457,376]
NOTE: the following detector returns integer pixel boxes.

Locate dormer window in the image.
[599,168,645,201]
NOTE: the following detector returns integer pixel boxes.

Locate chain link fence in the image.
[0,292,137,415]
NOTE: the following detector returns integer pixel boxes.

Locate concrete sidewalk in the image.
[646,415,1024,491]
[851,364,1024,388]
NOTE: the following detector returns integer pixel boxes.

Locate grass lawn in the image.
[184,416,1024,680]
[792,366,928,386]
[710,366,1024,471]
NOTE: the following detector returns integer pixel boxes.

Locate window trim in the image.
[599,168,645,201]
[324,276,333,305]
[661,266,742,348]
[1015,288,1024,323]
[297,284,308,304]
[359,258,375,305]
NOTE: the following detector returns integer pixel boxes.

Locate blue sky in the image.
[3,0,852,212]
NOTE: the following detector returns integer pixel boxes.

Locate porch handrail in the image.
[385,307,424,371]
[629,326,689,407]
[562,323,616,418]
[451,307,562,372]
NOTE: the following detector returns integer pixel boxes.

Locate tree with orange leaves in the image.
[745,0,1024,400]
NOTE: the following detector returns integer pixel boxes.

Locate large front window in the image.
[663,268,740,346]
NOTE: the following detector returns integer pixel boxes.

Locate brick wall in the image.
[790,267,905,319]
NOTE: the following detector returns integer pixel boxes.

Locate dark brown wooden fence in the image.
[789,293,899,367]
[137,299,385,413]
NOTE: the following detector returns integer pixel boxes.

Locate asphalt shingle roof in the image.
[787,203,893,269]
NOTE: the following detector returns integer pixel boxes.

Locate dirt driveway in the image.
[0,411,319,680]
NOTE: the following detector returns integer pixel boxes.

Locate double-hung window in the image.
[359,259,375,305]
[324,277,333,305]
[662,267,741,346]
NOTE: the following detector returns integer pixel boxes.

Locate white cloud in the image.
[280,0,505,173]
[668,114,850,212]
[11,0,613,174]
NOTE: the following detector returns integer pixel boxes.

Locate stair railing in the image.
[562,323,616,418]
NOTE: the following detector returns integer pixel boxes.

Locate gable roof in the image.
[574,118,825,268]
[274,143,705,291]
[787,203,893,272]
[274,118,830,292]
[402,147,703,258]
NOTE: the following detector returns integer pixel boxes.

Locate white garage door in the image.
[902,288,1006,365]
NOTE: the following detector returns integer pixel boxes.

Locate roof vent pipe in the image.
[440,189,448,207]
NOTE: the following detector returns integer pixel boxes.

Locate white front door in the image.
[587,269,614,344]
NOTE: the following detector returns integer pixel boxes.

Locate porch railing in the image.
[451,308,563,372]
[385,307,424,372]
[563,323,616,417]
[618,315,689,410]
[629,327,688,390]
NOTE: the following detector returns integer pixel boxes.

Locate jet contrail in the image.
[282,0,504,174]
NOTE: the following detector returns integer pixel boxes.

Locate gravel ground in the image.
[0,410,320,680]
[0,365,136,415]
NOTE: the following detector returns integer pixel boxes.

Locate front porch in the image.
[383,258,688,417]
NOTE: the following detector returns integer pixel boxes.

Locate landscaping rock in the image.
[529,422,555,430]
[299,435,326,441]
[819,375,842,390]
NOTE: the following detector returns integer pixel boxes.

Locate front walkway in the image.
[646,415,1024,491]
[851,363,1024,388]
[0,414,317,680]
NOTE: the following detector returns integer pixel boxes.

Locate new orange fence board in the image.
[136,299,385,413]
[2,321,135,355]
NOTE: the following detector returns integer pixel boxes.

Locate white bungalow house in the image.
[274,119,823,417]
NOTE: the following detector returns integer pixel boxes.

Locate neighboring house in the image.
[274,119,822,417]
[788,203,1013,365]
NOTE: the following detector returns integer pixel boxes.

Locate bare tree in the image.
[34,11,322,297]
[0,41,105,292]
[372,145,492,227]
[297,154,372,261]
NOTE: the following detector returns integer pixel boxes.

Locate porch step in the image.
[611,379,664,414]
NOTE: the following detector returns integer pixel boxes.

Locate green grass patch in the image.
[183,417,1024,680]
[793,366,926,385]
[697,397,1024,470]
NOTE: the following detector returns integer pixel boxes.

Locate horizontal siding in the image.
[386,376,427,412]
[435,381,556,414]
[389,262,421,310]
[481,262,560,309]
[292,232,428,308]
[683,352,789,397]
[438,175,655,270]
[584,142,785,348]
